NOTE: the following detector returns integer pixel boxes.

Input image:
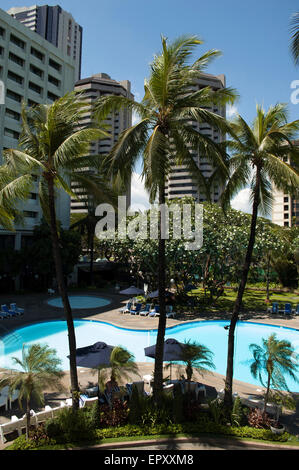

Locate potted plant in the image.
[270,420,285,435]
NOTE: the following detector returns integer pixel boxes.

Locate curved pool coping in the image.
[1,318,299,394]
[1,316,299,344]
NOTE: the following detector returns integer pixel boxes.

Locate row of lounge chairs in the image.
[119,301,176,318]
[0,304,24,319]
[267,302,299,315]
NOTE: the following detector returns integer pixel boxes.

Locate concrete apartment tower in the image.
[71,73,133,213]
[272,141,299,227]
[165,72,226,203]
[7,4,82,80]
[0,7,76,251]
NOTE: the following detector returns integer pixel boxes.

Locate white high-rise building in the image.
[7,4,82,80]
[0,7,76,250]
[165,72,226,203]
[272,141,299,227]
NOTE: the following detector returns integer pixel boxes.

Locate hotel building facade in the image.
[7,4,82,80]
[0,7,76,251]
[165,72,226,203]
[71,73,133,213]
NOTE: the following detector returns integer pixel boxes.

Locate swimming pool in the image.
[47,296,111,309]
[0,320,298,391]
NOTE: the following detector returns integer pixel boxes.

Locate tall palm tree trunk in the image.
[224,168,261,409]
[47,177,79,409]
[263,369,272,415]
[153,180,166,400]
[89,224,95,286]
[26,398,31,439]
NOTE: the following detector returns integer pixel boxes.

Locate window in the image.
[30,64,44,78]
[9,52,24,67]
[284,213,289,219]
[7,70,23,85]
[49,58,61,72]
[28,99,39,107]
[284,196,289,203]
[23,211,38,219]
[29,81,42,95]
[47,91,59,102]
[0,26,5,38]
[5,108,20,121]
[4,128,20,140]
[10,33,26,50]
[284,222,289,227]
[284,205,289,211]
[31,47,44,62]
[6,89,22,103]
[48,75,60,87]
[29,193,37,200]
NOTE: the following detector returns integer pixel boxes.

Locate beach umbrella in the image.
[144,338,185,379]
[119,286,144,296]
[73,341,115,368]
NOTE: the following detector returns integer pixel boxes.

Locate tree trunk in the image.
[153,180,166,401]
[89,223,95,286]
[47,177,79,409]
[263,371,271,416]
[223,167,261,410]
[266,255,270,301]
[26,399,31,440]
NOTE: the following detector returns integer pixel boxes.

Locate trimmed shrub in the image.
[45,407,95,443]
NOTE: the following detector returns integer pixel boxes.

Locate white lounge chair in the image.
[139,304,152,316]
[149,305,160,317]
[119,301,132,314]
[166,306,176,318]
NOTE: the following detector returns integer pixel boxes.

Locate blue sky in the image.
[2,0,299,211]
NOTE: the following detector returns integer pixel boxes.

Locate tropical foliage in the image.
[0,92,108,408]
[221,104,299,408]
[249,333,299,415]
[94,34,236,398]
[0,344,64,439]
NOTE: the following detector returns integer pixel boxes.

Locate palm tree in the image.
[1,92,107,408]
[0,344,65,439]
[95,346,139,393]
[221,104,299,409]
[175,339,215,382]
[249,334,299,415]
[290,12,299,65]
[94,34,236,399]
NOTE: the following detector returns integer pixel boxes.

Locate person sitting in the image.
[104,377,120,403]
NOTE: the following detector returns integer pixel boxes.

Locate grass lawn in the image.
[188,288,298,313]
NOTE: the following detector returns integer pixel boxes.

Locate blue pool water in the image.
[0,320,298,391]
[47,296,111,309]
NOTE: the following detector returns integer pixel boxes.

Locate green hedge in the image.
[95,422,291,442]
[7,421,294,450]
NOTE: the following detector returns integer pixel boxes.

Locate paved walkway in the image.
[0,288,298,438]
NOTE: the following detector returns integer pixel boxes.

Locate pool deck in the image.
[0,288,299,437]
